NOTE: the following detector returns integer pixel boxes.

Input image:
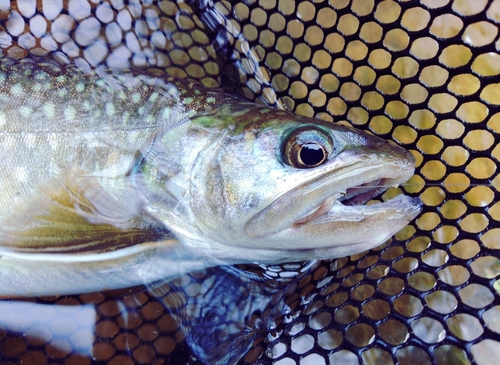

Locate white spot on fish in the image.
[132,92,142,103]
[62,39,79,57]
[34,70,49,80]
[122,111,130,124]
[82,100,92,111]
[0,0,9,12]
[11,83,25,96]
[56,75,67,83]
[83,39,109,66]
[19,105,33,119]
[0,111,6,127]
[117,9,132,31]
[162,108,171,120]
[105,22,122,46]
[52,14,75,43]
[145,8,160,30]
[110,0,125,11]
[44,103,56,119]
[40,34,57,51]
[106,102,116,117]
[107,44,132,69]
[151,31,166,48]
[148,91,159,103]
[57,87,68,98]
[125,29,141,53]
[64,105,77,121]
[18,33,36,49]
[75,81,85,93]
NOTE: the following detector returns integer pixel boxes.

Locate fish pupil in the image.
[300,143,326,167]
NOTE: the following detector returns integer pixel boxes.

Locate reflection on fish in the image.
[0,57,421,297]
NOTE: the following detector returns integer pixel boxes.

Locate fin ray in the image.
[0,170,170,255]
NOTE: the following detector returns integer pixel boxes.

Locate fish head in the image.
[138,102,422,263]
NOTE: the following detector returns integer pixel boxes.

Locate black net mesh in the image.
[0,0,500,364]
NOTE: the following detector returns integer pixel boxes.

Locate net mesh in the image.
[0,0,500,364]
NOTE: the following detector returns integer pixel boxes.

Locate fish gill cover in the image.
[0,0,499,365]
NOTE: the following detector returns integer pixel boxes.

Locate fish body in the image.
[0,58,421,296]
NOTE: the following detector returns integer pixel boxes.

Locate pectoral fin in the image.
[0,170,170,255]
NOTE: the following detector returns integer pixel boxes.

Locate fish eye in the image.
[283,127,334,168]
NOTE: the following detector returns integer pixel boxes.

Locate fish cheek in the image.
[189,140,229,235]
[199,159,227,218]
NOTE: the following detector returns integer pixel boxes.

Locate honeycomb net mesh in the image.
[0,0,500,364]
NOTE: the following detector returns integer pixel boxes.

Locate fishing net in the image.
[0,0,499,364]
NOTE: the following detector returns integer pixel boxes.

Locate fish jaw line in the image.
[265,172,422,254]
[245,153,419,242]
[292,173,415,228]
[266,193,422,257]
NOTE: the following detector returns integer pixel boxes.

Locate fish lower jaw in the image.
[325,194,423,222]
[293,177,419,227]
[270,194,422,256]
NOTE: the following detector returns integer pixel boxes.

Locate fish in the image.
[0,57,422,297]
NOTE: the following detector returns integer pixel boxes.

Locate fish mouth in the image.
[247,163,421,233]
[293,177,408,227]
[259,170,423,258]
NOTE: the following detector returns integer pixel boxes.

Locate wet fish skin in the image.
[0,58,421,296]
[0,57,233,218]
